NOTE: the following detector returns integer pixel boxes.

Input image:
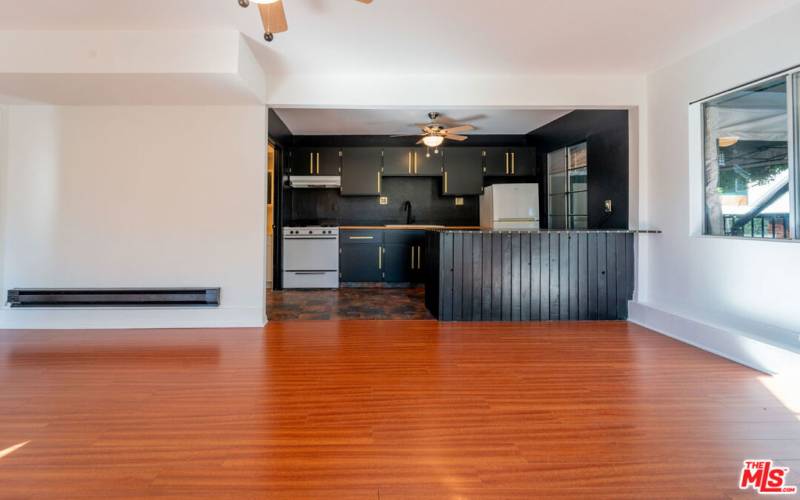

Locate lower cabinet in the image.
[340,230,426,285]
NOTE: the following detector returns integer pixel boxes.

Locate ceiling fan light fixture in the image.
[422,135,445,148]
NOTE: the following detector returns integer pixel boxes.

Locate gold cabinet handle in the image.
[411,246,415,270]
[511,152,515,175]
[316,152,320,174]
[377,171,381,193]
[378,246,383,269]
[349,236,374,240]
[417,245,421,269]
[444,171,448,193]
[505,152,509,174]
[414,152,418,174]
[408,151,412,174]
[309,152,314,174]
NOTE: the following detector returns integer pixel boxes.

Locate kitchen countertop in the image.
[340,225,482,230]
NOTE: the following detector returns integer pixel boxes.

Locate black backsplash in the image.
[286,177,479,226]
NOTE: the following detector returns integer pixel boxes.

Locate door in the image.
[340,244,383,282]
[383,243,413,283]
[289,148,316,175]
[413,149,444,176]
[382,148,414,176]
[341,148,382,195]
[442,148,484,196]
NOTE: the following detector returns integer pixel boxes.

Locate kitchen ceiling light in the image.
[422,135,445,148]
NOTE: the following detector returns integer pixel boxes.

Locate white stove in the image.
[282,226,339,289]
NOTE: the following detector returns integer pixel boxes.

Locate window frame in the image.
[694,67,800,242]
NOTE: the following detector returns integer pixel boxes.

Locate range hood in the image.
[289,175,341,189]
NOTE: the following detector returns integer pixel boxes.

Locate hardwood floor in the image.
[1,321,798,499]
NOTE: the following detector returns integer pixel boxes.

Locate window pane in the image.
[549,216,567,230]
[568,143,587,170]
[569,216,588,229]
[569,192,588,216]
[549,172,567,194]
[568,168,587,192]
[703,76,790,239]
[549,194,566,215]
[548,148,566,174]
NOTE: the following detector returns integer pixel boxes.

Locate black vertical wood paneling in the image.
[606,233,618,319]
[587,233,598,320]
[426,230,637,322]
[548,234,559,320]
[491,234,503,321]
[461,233,473,321]
[577,233,589,320]
[531,234,541,321]
[520,234,531,321]
[482,233,492,321]
[568,234,579,320]
[453,233,463,321]
[597,232,607,320]
[616,233,628,320]
[540,234,550,321]
[441,233,454,321]
[472,233,483,321]
[559,234,570,320]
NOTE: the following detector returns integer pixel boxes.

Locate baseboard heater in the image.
[6,288,221,308]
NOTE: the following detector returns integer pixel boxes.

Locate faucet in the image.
[401,201,415,225]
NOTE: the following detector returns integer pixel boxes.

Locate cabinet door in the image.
[383,243,413,283]
[316,148,341,176]
[382,148,414,176]
[340,244,383,282]
[341,148,382,196]
[508,147,535,176]
[410,241,425,283]
[442,148,484,196]
[483,147,509,176]
[290,148,316,175]
[413,149,444,176]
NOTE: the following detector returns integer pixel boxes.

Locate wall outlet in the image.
[604,200,613,213]
[379,196,389,205]
[455,197,464,206]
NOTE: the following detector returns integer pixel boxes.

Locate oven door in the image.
[283,236,339,271]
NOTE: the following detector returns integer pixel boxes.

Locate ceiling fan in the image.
[395,112,477,149]
[238,0,373,42]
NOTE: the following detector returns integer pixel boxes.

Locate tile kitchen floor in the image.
[267,287,434,321]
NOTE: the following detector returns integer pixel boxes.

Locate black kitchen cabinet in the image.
[382,148,443,177]
[384,230,426,283]
[290,147,341,175]
[340,230,384,283]
[341,148,383,196]
[442,148,484,196]
[482,147,535,177]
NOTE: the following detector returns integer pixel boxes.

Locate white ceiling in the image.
[1,0,798,77]
[274,108,573,135]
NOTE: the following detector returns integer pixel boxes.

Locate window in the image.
[701,72,799,240]
[548,143,588,229]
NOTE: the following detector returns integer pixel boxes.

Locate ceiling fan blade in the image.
[445,134,468,142]
[355,0,373,3]
[442,125,475,135]
[259,1,288,34]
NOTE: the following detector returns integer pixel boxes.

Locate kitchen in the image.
[267,108,638,321]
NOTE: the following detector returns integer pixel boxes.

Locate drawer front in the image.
[341,230,384,245]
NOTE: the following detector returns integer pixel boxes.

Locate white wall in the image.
[0,106,267,328]
[632,4,800,371]
[0,106,7,300]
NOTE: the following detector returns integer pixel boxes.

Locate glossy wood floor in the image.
[1,321,798,499]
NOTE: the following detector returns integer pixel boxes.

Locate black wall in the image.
[288,177,479,227]
[527,110,629,229]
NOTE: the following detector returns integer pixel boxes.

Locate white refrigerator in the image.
[480,184,540,230]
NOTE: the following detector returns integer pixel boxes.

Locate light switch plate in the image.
[455,197,464,206]
[379,196,389,205]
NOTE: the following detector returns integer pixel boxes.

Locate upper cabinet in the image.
[483,147,535,177]
[289,147,341,175]
[441,148,484,196]
[340,148,383,196]
[382,148,443,177]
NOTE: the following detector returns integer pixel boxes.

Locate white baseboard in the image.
[628,301,800,376]
[0,306,267,330]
